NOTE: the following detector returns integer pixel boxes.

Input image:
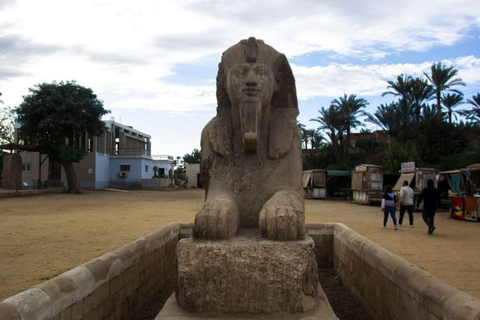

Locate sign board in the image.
[401,162,415,172]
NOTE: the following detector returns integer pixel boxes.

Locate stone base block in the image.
[176,229,328,315]
[156,292,338,319]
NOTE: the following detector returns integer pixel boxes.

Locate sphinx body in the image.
[193,38,305,240]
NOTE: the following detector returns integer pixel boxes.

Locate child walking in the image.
[381,185,398,230]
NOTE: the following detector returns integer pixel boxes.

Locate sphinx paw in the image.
[193,199,238,240]
[259,192,305,240]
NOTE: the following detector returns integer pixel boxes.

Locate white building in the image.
[14,120,175,189]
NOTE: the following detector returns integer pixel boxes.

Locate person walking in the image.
[416,179,441,235]
[381,185,398,230]
[399,180,414,227]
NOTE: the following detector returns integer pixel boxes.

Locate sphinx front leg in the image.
[193,198,239,240]
[259,191,305,240]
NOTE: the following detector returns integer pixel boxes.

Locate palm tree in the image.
[424,62,465,120]
[365,102,402,140]
[409,78,434,123]
[331,94,369,162]
[421,104,437,121]
[441,93,464,123]
[308,128,325,149]
[462,93,480,125]
[383,75,433,125]
[383,74,412,101]
[297,121,308,148]
[310,106,343,163]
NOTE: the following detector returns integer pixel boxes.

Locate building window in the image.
[119,164,130,172]
[145,164,149,172]
[22,163,31,172]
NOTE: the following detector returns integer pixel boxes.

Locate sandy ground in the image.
[1,188,479,302]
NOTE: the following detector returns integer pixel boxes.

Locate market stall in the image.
[303,169,327,199]
[392,162,437,208]
[351,164,383,205]
[439,163,480,222]
[303,169,351,199]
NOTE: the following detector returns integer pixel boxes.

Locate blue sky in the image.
[1,0,479,157]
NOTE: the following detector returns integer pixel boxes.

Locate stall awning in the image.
[393,173,415,191]
[302,171,312,188]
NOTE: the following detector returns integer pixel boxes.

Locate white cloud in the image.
[1,0,480,154]
[294,56,480,100]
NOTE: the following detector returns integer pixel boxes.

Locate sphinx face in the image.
[226,63,276,154]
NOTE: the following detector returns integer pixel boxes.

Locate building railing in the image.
[109,148,151,157]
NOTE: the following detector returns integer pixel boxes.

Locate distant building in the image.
[185,163,201,188]
[12,120,175,189]
[347,130,389,146]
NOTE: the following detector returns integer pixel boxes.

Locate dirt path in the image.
[1,189,479,302]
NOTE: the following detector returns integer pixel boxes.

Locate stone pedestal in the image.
[175,229,330,315]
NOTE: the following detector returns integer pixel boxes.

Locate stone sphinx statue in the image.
[170,39,335,317]
[194,37,305,240]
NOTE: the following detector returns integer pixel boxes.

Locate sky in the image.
[1,0,480,158]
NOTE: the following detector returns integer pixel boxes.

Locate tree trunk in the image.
[338,132,345,163]
[415,105,421,124]
[329,132,341,163]
[61,160,81,194]
[345,127,351,163]
[436,92,442,120]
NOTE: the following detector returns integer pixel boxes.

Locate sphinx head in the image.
[219,38,281,153]
[215,37,298,157]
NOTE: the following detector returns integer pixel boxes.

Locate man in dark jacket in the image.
[416,179,441,235]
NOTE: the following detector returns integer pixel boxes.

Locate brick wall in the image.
[0,222,193,320]
[332,223,480,320]
[306,223,335,268]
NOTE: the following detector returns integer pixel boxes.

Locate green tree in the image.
[183,148,201,164]
[441,93,463,123]
[0,92,15,144]
[415,118,467,164]
[424,62,465,120]
[15,81,109,194]
[382,140,420,174]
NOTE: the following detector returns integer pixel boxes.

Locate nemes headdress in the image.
[212,37,299,159]
[217,37,298,112]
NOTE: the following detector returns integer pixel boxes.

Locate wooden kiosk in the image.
[351,164,383,205]
[302,169,327,199]
[392,162,437,196]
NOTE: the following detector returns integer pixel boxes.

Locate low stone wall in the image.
[332,223,480,320]
[306,223,335,268]
[0,222,192,320]
[2,222,480,320]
